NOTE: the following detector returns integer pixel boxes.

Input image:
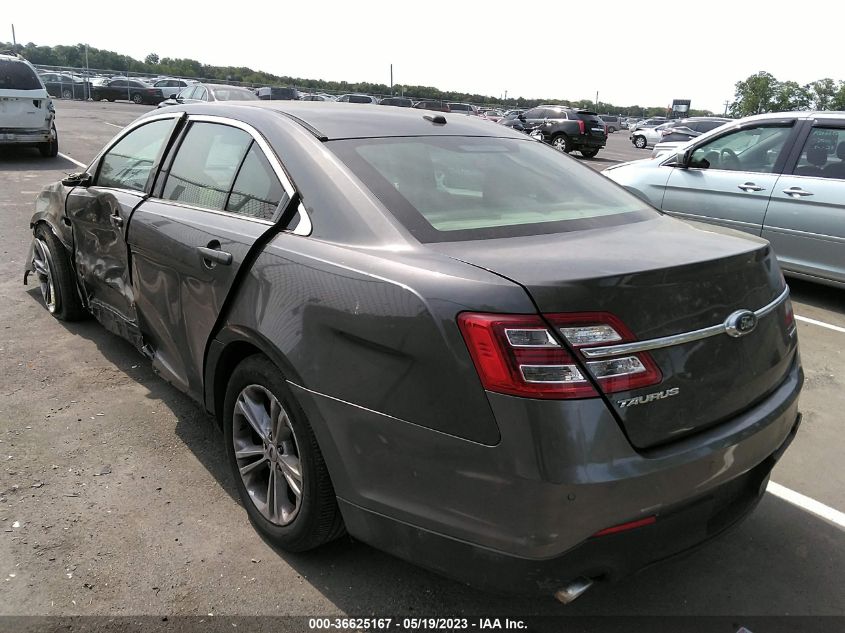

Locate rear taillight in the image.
[577,120,585,134]
[784,298,796,333]
[458,312,662,400]
[458,314,596,399]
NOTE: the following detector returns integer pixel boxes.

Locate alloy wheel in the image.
[32,238,57,313]
[232,384,303,526]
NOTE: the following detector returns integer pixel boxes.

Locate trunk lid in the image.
[431,216,797,449]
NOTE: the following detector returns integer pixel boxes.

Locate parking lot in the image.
[0,101,843,622]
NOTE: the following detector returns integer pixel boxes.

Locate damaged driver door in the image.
[65,115,181,347]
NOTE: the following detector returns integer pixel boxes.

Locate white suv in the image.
[0,52,57,157]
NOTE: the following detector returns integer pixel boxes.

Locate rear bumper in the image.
[339,417,796,593]
[292,354,803,593]
[0,127,51,144]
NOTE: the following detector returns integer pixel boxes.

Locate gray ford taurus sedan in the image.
[24,102,803,602]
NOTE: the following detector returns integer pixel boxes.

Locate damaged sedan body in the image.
[24,102,803,601]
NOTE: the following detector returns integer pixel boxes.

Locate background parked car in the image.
[257,86,300,100]
[336,93,378,104]
[518,105,607,157]
[300,93,336,101]
[39,72,91,100]
[480,109,504,122]
[629,117,667,131]
[379,96,413,107]
[605,111,845,288]
[630,121,679,149]
[158,83,260,107]
[413,100,450,112]
[599,115,622,133]
[651,118,732,157]
[0,52,57,157]
[152,77,195,99]
[447,102,479,115]
[90,78,164,105]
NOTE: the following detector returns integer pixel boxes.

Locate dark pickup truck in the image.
[517,106,608,157]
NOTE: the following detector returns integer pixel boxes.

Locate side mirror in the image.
[62,172,92,187]
[517,114,526,121]
[669,149,691,168]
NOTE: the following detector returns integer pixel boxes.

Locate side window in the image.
[162,122,252,210]
[689,125,792,173]
[97,118,177,191]
[178,86,196,99]
[522,108,542,119]
[195,87,208,101]
[226,143,285,219]
[794,128,845,179]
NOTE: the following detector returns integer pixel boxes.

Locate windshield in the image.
[330,136,653,242]
[0,59,42,90]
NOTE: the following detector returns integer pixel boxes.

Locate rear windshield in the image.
[330,136,654,242]
[348,95,372,103]
[0,59,41,90]
[449,103,471,111]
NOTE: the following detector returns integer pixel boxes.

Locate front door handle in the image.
[782,187,813,197]
[111,215,124,228]
[737,182,765,192]
[197,245,233,266]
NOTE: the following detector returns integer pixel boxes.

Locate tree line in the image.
[2,40,715,115]
[731,71,845,117]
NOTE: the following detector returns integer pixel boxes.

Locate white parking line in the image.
[103,122,123,128]
[795,315,845,334]
[768,481,845,529]
[57,152,87,169]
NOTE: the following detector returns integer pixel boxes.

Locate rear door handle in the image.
[782,187,813,197]
[197,246,233,266]
[737,182,765,192]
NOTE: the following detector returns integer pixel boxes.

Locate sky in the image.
[7,0,845,113]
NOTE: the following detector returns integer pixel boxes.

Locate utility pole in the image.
[723,100,730,116]
[596,90,599,111]
[11,24,16,46]
[390,63,393,96]
[504,89,507,101]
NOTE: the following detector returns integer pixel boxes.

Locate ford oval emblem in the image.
[725,310,758,338]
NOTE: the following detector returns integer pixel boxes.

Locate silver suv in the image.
[0,52,57,157]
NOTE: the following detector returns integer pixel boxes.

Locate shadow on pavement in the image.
[788,278,845,316]
[0,149,82,172]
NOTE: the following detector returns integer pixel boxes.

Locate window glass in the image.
[0,60,42,90]
[211,86,258,101]
[522,108,543,119]
[331,136,652,242]
[794,128,845,179]
[226,143,285,219]
[690,125,792,173]
[195,87,208,101]
[97,119,176,191]
[178,86,196,99]
[163,122,252,210]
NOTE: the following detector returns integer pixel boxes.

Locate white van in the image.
[0,52,57,157]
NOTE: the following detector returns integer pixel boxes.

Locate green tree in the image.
[807,78,837,110]
[772,80,811,112]
[730,71,779,117]
[144,53,160,65]
[831,82,845,110]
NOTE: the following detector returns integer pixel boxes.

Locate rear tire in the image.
[580,148,600,158]
[551,134,572,153]
[223,355,345,552]
[634,135,647,149]
[31,224,86,321]
[38,125,58,158]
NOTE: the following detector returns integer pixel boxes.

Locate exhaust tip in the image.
[554,577,594,604]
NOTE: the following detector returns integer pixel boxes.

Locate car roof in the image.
[154,101,531,140]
